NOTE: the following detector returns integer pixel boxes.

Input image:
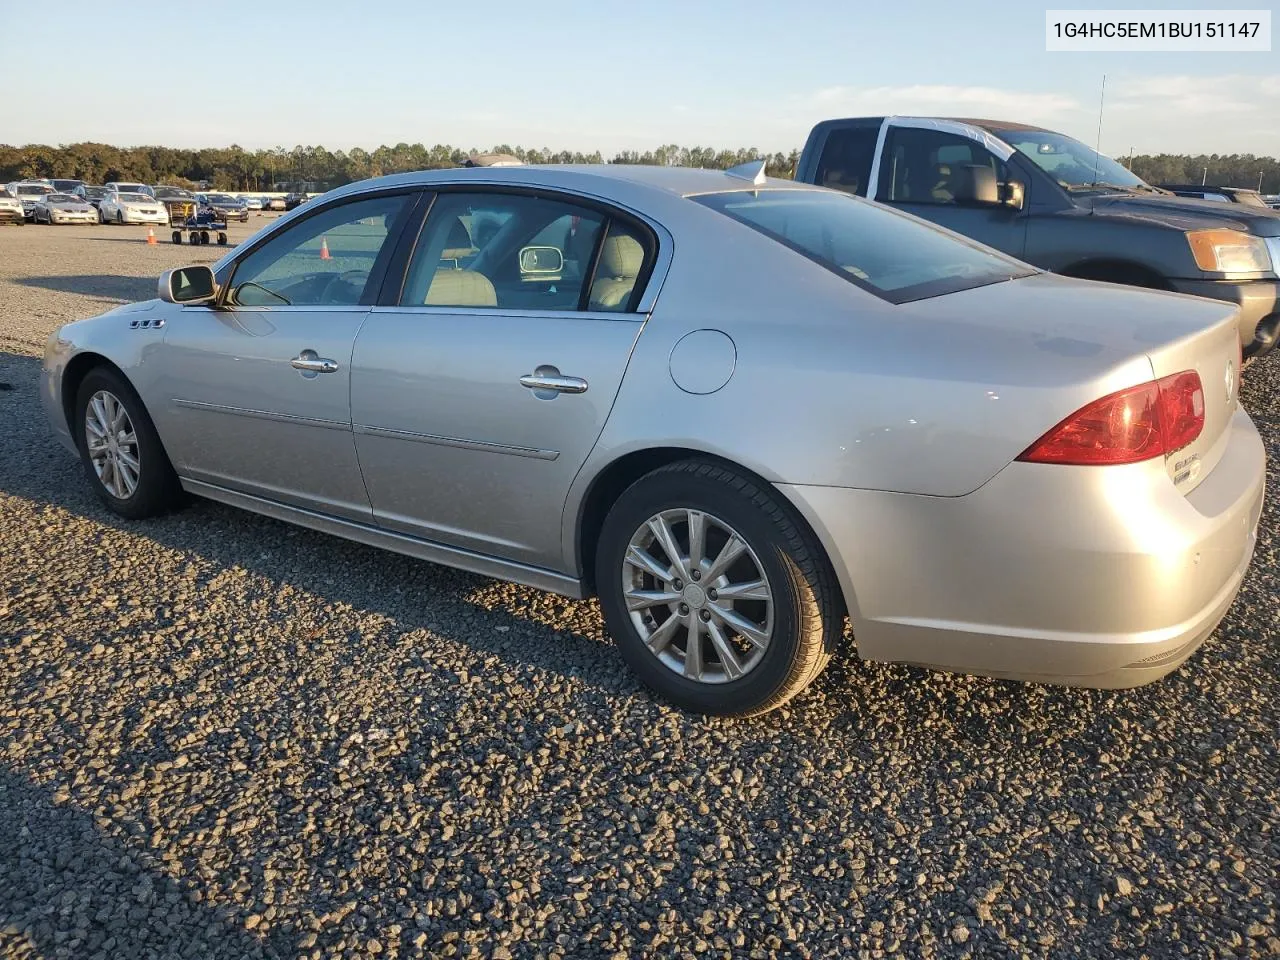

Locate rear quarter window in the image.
[693,189,1034,304]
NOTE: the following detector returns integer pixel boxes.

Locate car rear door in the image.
[149,190,421,522]
[350,188,663,571]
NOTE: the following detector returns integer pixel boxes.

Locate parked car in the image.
[103,181,156,199]
[32,192,99,224]
[5,180,55,220]
[1157,184,1272,208]
[40,164,1264,716]
[243,194,265,211]
[283,191,310,210]
[0,187,25,224]
[152,185,199,226]
[265,196,287,211]
[74,185,108,209]
[795,117,1280,360]
[98,190,168,225]
[195,193,250,222]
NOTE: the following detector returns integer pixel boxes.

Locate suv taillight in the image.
[1017,371,1204,466]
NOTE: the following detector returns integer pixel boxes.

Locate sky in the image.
[1,0,1276,157]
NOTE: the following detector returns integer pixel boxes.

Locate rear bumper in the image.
[1167,278,1279,359]
[779,408,1266,687]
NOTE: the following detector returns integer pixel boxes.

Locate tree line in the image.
[1,141,1276,194]
[1127,154,1279,193]
[0,142,800,190]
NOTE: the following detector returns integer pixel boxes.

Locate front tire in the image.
[115,210,123,225]
[74,367,180,520]
[596,459,840,716]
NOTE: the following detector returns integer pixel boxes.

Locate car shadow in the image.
[13,274,157,302]
[0,767,284,959]
[0,350,626,700]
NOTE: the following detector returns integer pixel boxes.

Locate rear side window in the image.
[693,189,1034,304]
[814,126,879,196]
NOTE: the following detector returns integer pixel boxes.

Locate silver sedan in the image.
[40,164,1266,715]
[33,193,100,225]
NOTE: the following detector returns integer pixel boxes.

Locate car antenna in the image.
[725,159,768,186]
[1090,74,1106,187]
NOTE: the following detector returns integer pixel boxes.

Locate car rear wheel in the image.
[75,368,180,520]
[596,459,840,716]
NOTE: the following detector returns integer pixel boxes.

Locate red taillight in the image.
[1018,371,1204,466]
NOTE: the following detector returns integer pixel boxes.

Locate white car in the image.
[98,191,168,225]
[0,187,25,224]
[243,195,265,210]
[103,181,155,199]
[33,193,99,224]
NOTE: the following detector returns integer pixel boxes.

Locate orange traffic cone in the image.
[319,237,331,260]
[146,227,157,245]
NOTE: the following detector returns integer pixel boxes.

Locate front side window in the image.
[229,194,409,307]
[882,127,1015,205]
[694,189,1033,304]
[401,192,618,312]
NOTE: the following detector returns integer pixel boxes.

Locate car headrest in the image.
[597,234,644,280]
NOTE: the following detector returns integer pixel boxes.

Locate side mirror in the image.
[159,265,217,305]
[518,245,564,276]
[948,165,1001,206]
[1002,180,1025,211]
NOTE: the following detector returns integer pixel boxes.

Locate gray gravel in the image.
[1,222,1278,959]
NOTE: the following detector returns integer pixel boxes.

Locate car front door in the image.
[150,191,418,522]
[873,121,1029,257]
[350,189,660,571]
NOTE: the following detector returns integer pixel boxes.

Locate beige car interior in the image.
[420,212,646,312]
[588,229,644,311]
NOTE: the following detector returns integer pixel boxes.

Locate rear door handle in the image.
[291,350,339,374]
[520,371,588,394]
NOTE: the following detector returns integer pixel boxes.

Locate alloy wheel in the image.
[622,508,774,684]
[84,390,140,499]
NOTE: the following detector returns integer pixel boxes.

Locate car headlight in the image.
[1186,229,1272,274]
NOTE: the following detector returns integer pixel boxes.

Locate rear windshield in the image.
[692,188,1033,303]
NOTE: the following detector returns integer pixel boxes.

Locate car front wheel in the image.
[596,459,840,716]
[75,368,180,519]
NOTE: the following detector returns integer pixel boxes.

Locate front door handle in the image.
[520,371,588,394]
[291,350,339,374]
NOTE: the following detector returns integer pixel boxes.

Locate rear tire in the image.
[74,367,181,520]
[595,459,840,716]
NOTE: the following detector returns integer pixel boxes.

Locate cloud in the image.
[1109,73,1280,116]
[803,84,1082,120]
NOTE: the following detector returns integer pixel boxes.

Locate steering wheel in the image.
[316,269,370,304]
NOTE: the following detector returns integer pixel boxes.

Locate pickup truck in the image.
[795,116,1280,359]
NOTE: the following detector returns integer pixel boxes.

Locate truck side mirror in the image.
[949,165,1001,206]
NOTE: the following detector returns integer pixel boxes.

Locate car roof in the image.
[327,164,817,202]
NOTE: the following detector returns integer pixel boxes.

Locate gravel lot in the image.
[1,221,1277,960]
